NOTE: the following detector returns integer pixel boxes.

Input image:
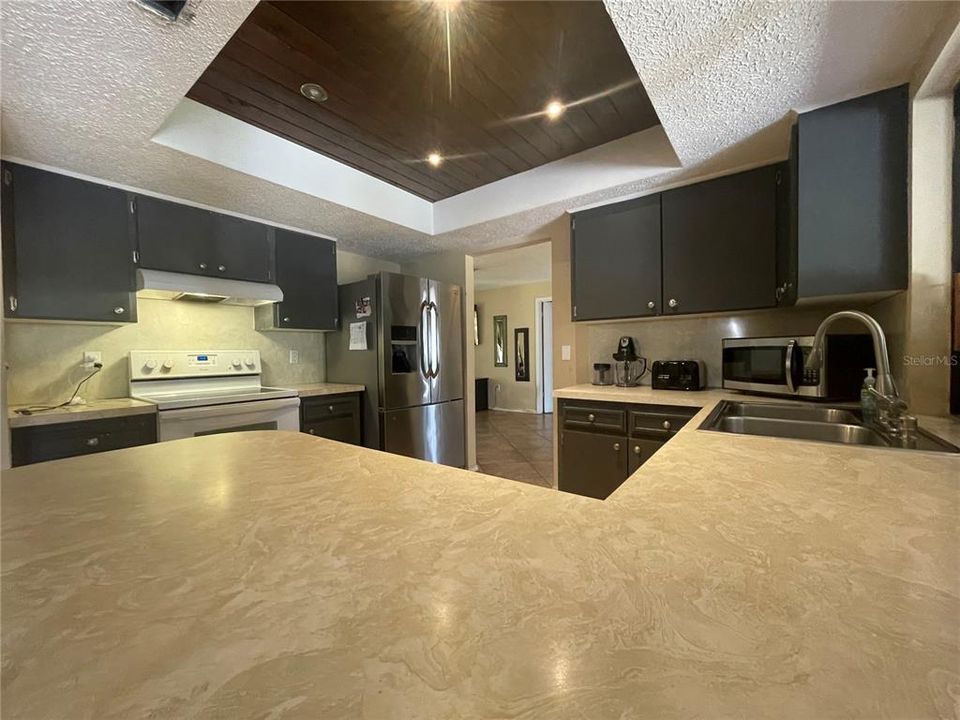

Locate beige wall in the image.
[547,208,906,390]
[400,250,477,470]
[901,95,953,415]
[5,298,327,404]
[5,248,395,406]
[1,226,7,468]
[582,302,892,387]
[546,89,954,413]
[337,250,400,284]
[547,215,588,390]
[475,280,552,412]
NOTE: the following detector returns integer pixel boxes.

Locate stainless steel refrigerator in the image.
[326,272,465,468]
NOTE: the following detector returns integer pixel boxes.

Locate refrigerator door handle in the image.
[419,300,430,379]
[429,302,440,379]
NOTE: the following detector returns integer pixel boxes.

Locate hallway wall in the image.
[475,281,552,412]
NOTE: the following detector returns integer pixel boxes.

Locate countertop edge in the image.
[8,401,157,428]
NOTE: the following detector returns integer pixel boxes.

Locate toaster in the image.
[651,360,705,391]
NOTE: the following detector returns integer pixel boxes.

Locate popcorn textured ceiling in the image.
[0,0,950,260]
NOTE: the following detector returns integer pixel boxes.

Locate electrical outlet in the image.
[82,351,102,369]
[289,349,300,364]
[561,345,571,361]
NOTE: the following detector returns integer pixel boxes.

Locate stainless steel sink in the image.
[712,416,889,447]
[701,401,960,453]
[718,403,861,425]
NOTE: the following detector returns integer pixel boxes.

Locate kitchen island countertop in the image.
[2,395,958,717]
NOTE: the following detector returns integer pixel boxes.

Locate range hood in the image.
[136,269,283,306]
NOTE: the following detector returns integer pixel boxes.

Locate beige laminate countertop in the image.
[7,397,156,428]
[287,382,365,398]
[2,386,958,718]
[7,384,364,429]
[555,382,960,446]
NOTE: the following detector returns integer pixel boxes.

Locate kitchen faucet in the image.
[805,310,917,446]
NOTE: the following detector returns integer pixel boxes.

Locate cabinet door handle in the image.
[199,263,207,270]
[633,445,641,455]
[308,429,315,435]
[647,301,655,310]
[218,265,226,272]
[113,306,125,315]
[613,442,621,451]
[328,405,335,413]
[283,317,291,323]
[668,298,679,308]
[662,420,672,431]
[85,437,100,447]
[587,413,595,422]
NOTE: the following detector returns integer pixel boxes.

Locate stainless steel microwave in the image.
[721,335,875,400]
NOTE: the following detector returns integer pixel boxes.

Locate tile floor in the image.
[475,410,554,488]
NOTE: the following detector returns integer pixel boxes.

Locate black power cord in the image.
[14,363,104,415]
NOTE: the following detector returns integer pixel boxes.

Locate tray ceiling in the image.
[186,0,660,201]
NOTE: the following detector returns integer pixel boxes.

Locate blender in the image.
[613,336,647,387]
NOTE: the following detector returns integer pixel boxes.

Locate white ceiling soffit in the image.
[474,242,552,292]
[153,99,434,235]
[154,99,679,237]
[0,0,952,261]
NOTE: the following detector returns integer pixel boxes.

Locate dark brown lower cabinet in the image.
[558,429,629,500]
[558,400,700,500]
[628,437,663,475]
[11,413,157,467]
[300,392,363,445]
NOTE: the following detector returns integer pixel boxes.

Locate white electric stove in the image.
[129,350,300,442]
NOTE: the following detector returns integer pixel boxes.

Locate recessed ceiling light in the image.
[300,83,329,103]
[545,100,565,120]
[427,152,443,168]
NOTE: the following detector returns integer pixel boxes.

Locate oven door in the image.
[157,397,301,442]
[722,337,807,396]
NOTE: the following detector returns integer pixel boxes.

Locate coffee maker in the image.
[613,336,648,387]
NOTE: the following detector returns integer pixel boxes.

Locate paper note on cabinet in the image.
[349,322,368,351]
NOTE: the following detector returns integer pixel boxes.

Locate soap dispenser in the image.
[860,368,877,424]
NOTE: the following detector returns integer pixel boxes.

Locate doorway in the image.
[536,297,553,414]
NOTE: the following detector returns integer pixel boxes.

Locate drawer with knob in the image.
[629,405,699,439]
[561,403,626,434]
[11,413,158,467]
[300,392,362,445]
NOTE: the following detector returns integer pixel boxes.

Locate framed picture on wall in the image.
[494,315,507,367]
[515,327,530,382]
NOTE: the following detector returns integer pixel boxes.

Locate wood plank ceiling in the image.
[187,1,660,201]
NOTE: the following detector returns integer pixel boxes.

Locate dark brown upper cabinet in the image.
[133,195,275,283]
[256,229,339,331]
[1,162,137,323]
[571,194,661,321]
[661,164,780,315]
[783,84,909,303]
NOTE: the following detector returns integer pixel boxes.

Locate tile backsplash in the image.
[584,301,890,388]
[5,298,326,404]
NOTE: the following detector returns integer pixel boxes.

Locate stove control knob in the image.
[231,359,242,369]
[143,359,157,372]
[161,360,174,371]
[243,357,255,368]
